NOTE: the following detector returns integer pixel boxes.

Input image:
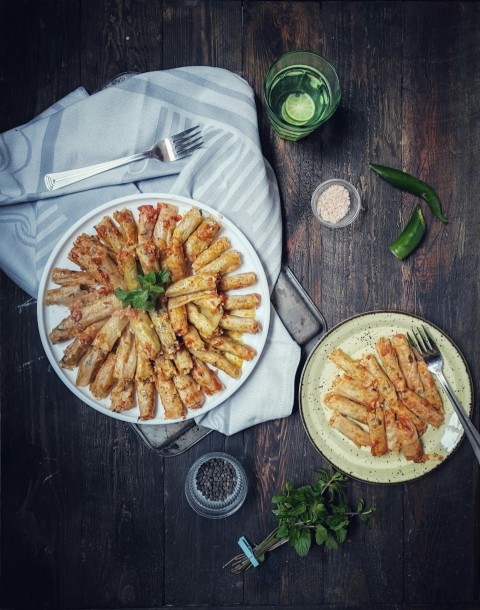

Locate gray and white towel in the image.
[0,67,301,435]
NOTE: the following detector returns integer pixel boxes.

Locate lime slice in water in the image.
[281,93,315,125]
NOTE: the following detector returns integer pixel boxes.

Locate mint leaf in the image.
[293,529,311,557]
[114,288,130,302]
[132,289,149,309]
[315,524,328,545]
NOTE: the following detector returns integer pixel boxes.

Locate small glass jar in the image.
[185,452,248,519]
[311,179,361,228]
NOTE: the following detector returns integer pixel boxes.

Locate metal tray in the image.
[130,264,327,456]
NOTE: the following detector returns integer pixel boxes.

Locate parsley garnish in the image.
[225,469,375,573]
[114,270,170,312]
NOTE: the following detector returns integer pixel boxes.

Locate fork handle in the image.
[44,151,149,191]
[434,370,480,464]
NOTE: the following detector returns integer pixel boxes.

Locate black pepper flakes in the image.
[195,458,237,502]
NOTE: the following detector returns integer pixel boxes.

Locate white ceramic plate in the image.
[37,193,270,425]
[299,311,473,483]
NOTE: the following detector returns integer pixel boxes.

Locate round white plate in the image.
[37,193,271,425]
[299,311,473,484]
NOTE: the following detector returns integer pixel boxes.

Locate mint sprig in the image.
[225,469,375,572]
[114,270,170,312]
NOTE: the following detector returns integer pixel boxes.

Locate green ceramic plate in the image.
[299,311,473,484]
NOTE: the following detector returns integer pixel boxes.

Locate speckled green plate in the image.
[299,311,473,484]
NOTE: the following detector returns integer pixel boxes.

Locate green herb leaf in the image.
[315,524,328,546]
[225,468,376,574]
[114,269,170,312]
[293,529,311,557]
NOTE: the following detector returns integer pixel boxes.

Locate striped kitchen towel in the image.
[0,68,301,435]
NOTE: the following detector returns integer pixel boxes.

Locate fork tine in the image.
[413,328,428,354]
[175,137,203,157]
[171,126,201,143]
[421,325,438,352]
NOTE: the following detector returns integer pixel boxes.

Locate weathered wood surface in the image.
[0,1,479,609]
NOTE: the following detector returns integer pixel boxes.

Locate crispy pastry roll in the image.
[166,289,217,309]
[412,347,444,415]
[136,380,156,420]
[110,379,135,412]
[184,215,222,262]
[173,374,205,410]
[68,289,105,312]
[114,327,137,380]
[92,313,129,354]
[186,303,219,338]
[191,356,224,396]
[218,314,260,334]
[376,337,407,393]
[90,352,117,399]
[51,267,97,287]
[60,319,108,370]
[45,285,83,306]
[137,205,159,244]
[154,362,186,419]
[94,216,125,254]
[113,208,138,247]
[69,234,125,290]
[190,348,241,379]
[218,272,257,292]
[153,202,179,250]
[389,398,427,436]
[391,333,423,394]
[49,294,122,343]
[168,304,189,336]
[182,325,205,351]
[360,354,399,406]
[329,412,371,448]
[156,356,177,380]
[195,300,223,332]
[192,236,231,272]
[384,408,401,453]
[118,250,141,290]
[331,375,381,409]
[366,406,388,456]
[149,309,178,356]
[135,352,155,420]
[165,272,218,297]
[329,348,376,387]
[223,293,261,311]
[164,235,189,282]
[172,207,203,243]
[323,393,368,424]
[199,250,242,276]
[136,242,160,274]
[208,335,256,361]
[396,416,425,463]
[401,389,444,427]
[129,311,161,359]
[76,347,107,387]
[193,295,223,315]
[174,346,194,375]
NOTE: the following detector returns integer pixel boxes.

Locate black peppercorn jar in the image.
[185,452,248,518]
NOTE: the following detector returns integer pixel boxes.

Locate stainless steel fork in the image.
[410,326,480,463]
[44,126,203,191]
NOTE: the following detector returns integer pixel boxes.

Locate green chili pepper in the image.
[369,163,448,224]
[388,205,426,260]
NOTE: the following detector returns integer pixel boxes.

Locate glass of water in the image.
[263,50,341,141]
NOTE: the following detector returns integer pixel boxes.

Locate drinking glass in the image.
[263,50,341,141]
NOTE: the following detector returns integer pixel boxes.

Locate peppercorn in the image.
[195,458,237,502]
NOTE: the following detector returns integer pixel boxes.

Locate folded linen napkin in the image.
[0,68,301,435]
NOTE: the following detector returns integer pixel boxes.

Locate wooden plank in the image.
[160,1,244,606]
[242,1,404,605]
[401,2,480,604]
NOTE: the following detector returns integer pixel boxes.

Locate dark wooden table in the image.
[1,2,479,609]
